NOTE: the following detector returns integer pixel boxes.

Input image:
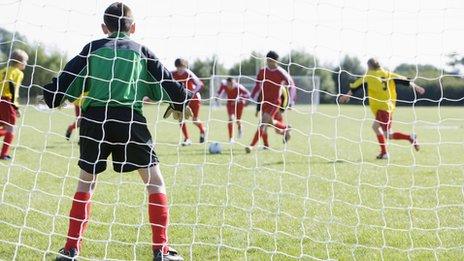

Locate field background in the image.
[0,104,463,260]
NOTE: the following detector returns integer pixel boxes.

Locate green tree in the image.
[394,63,464,105]
[0,27,66,103]
[281,49,336,103]
[228,51,263,76]
[190,55,227,98]
[332,55,364,98]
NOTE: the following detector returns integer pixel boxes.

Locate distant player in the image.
[172,58,205,146]
[0,49,28,160]
[216,77,250,142]
[65,99,82,140]
[246,51,295,152]
[339,58,425,159]
[43,3,188,260]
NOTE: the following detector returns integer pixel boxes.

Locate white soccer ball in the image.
[208,142,222,154]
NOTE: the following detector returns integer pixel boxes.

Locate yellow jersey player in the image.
[339,58,425,159]
[0,49,28,160]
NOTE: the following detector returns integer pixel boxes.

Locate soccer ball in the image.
[208,142,222,154]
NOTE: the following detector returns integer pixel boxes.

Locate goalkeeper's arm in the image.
[142,46,193,119]
[43,43,90,109]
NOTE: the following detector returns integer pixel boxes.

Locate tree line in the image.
[1,27,463,106]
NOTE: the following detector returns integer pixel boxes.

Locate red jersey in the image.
[251,67,295,105]
[217,80,250,103]
[171,69,203,100]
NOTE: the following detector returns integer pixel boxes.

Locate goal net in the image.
[1,0,463,260]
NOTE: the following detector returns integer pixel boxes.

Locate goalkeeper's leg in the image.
[57,170,96,260]
[138,165,183,261]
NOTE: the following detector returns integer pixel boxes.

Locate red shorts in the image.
[188,99,201,118]
[376,110,392,132]
[261,101,280,118]
[0,99,17,126]
[226,101,244,119]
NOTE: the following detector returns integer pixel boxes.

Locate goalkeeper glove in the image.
[163,104,193,120]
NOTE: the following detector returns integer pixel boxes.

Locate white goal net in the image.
[0,0,463,261]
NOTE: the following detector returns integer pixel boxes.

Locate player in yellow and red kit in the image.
[339,58,425,159]
[0,49,28,160]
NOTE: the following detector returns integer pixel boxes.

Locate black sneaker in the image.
[199,134,205,144]
[56,248,78,261]
[153,247,183,261]
[0,155,12,160]
[65,130,72,141]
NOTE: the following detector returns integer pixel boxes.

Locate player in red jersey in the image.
[246,51,295,153]
[65,98,83,141]
[216,77,250,143]
[172,58,205,146]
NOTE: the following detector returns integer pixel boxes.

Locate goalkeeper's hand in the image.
[163,104,193,120]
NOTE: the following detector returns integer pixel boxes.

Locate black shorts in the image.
[78,107,158,174]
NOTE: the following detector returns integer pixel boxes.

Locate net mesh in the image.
[0,0,463,260]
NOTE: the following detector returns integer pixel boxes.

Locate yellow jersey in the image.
[350,68,405,115]
[0,66,24,107]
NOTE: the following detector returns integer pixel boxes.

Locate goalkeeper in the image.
[43,3,190,261]
[339,58,425,159]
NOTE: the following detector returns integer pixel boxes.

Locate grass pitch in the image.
[1,104,463,260]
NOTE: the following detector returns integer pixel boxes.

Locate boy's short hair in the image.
[10,49,29,65]
[104,2,134,33]
[174,58,188,68]
[266,51,279,61]
[367,58,380,70]
[226,77,234,83]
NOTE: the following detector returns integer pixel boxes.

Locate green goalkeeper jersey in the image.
[43,32,189,114]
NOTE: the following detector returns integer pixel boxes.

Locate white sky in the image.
[1,0,463,71]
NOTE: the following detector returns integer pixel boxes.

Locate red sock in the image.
[180,123,189,140]
[376,134,387,154]
[391,132,411,141]
[65,192,92,251]
[1,132,14,157]
[149,193,169,254]
[67,123,77,133]
[250,129,261,147]
[194,122,205,135]
[0,129,6,137]
[262,131,269,147]
[227,122,233,139]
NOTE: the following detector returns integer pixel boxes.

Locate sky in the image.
[0,0,463,71]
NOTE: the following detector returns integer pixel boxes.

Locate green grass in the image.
[1,104,463,260]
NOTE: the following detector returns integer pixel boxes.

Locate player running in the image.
[339,58,425,159]
[0,49,28,160]
[172,58,205,146]
[43,3,189,260]
[216,77,250,143]
[246,51,295,153]
[65,100,82,141]
[255,84,291,135]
